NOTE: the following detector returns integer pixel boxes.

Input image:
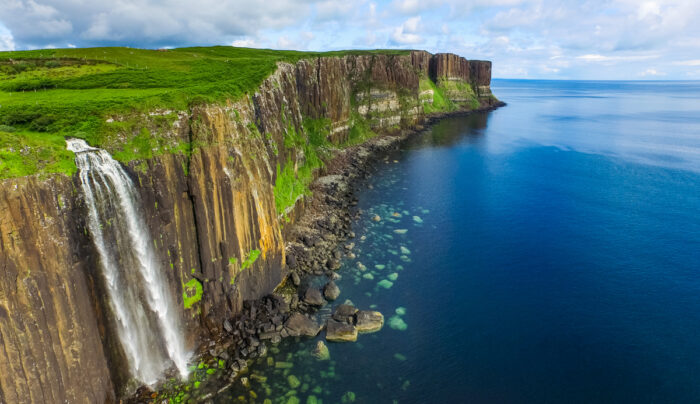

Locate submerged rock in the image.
[388,315,408,331]
[387,272,399,281]
[377,279,394,289]
[326,319,358,342]
[362,273,374,280]
[355,310,384,333]
[288,374,301,389]
[395,307,406,316]
[323,281,341,301]
[413,216,423,223]
[400,246,411,255]
[284,313,321,337]
[341,391,357,403]
[312,341,331,361]
[394,229,408,234]
[303,288,326,306]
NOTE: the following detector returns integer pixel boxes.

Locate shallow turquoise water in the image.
[214,80,700,403]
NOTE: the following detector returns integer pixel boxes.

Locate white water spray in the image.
[67,139,190,385]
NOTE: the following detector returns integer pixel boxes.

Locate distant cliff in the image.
[0,50,498,402]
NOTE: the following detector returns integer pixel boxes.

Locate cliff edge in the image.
[0,49,499,402]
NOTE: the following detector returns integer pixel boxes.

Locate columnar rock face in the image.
[427,52,493,97]
[0,50,495,402]
[0,177,115,403]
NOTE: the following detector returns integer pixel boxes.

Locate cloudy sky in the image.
[0,0,699,79]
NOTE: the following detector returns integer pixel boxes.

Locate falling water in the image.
[67,138,189,385]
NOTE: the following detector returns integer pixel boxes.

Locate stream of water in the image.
[67,139,190,385]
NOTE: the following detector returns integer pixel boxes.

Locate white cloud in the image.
[639,68,666,77]
[391,16,423,45]
[232,38,258,48]
[674,60,700,66]
[0,0,320,48]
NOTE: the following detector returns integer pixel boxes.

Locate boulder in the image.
[312,340,330,361]
[291,272,301,287]
[332,304,358,323]
[303,288,326,306]
[284,313,321,337]
[355,310,384,333]
[323,281,340,301]
[326,319,358,342]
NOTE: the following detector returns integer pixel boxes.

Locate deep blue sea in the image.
[216,80,700,403]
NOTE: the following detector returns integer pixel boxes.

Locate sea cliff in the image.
[0,49,498,402]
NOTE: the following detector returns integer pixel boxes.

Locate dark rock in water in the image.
[223,319,233,333]
[284,312,321,337]
[291,272,301,287]
[304,288,326,306]
[327,259,341,270]
[323,281,341,301]
[326,319,358,342]
[333,304,358,323]
[355,310,384,333]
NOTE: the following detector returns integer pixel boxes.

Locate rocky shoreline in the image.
[128,103,504,403]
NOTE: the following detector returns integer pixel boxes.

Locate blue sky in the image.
[1,0,699,79]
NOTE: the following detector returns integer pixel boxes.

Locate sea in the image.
[212,80,700,403]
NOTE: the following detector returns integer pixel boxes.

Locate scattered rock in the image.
[394,353,407,361]
[355,310,384,333]
[395,307,406,316]
[377,279,393,289]
[394,229,408,234]
[291,272,301,287]
[312,341,330,361]
[332,304,358,323]
[327,259,341,270]
[303,288,326,306]
[413,216,423,223]
[341,391,357,403]
[323,281,340,301]
[362,273,374,280]
[387,272,399,281]
[287,375,301,389]
[284,313,321,337]
[388,315,407,331]
[326,319,358,342]
[375,264,385,270]
[372,215,381,222]
[400,246,411,255]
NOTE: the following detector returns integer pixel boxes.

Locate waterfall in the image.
[67,139,190,385]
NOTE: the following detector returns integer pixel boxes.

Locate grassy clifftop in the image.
[0,46,409,179]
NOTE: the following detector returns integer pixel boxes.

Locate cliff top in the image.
[0,46,410,179]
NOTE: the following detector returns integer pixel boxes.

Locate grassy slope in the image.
[0,46,409,179]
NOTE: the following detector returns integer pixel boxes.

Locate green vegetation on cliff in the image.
[0,47,409,179]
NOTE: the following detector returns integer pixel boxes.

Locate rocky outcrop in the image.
[0,50,497,402]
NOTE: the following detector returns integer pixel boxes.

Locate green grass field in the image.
[0,46,409,179]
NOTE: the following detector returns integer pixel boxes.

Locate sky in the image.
[0,0,699,80]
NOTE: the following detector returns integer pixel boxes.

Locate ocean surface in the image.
[216,80,700,403]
